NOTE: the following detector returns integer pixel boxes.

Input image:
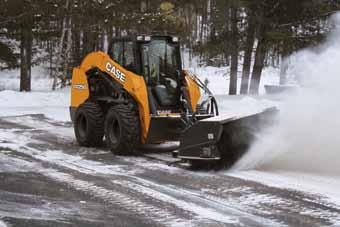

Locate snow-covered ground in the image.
[2,114,336,226]
[0,88,69,122]
[1,14,340,221]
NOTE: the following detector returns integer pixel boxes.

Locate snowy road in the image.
[0,114,340,226]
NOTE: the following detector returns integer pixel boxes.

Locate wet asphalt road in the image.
[0,114,339,227]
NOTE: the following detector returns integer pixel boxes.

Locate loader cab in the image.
[108,35,183,113]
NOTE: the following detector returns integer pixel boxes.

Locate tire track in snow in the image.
[134,166,340,226]
[118,153,340,226]
[111,178,280,226]
[0,122,277,226]
[0,129,228,226]
[44,171,192,227]
[3,115,340,226]
[0,142,274,225]
[0,149,193,227]
[0,152,184,226]
[2,137,270,226]
[0,144,192,226]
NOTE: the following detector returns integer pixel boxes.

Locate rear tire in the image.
[74,102,104,147]
[104,103,141,155]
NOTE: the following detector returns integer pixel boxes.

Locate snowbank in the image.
[0,66,53,91]
[0,88,278,123]
[0,88,70,122]
[0,89,68,107]
[217,96,278,114]
[190,66,280,95]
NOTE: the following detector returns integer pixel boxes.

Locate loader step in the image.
[143,152,182,164]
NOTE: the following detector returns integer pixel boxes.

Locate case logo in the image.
[106,62,126,83]
[73,84,86,90]
[157,110,172,115]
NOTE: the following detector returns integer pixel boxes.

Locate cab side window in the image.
[124,41,135,71]
[112,42,123,65]
[111,41,135,71]
[110,40,136,73]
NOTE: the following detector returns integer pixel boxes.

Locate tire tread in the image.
[105,102,140,155]
[75,102,104,147]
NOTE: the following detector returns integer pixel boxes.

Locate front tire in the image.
[74,102,104,147]
[104,103,141,155]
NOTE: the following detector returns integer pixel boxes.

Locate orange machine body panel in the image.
[183,70,201,112]
[71,68,90,107]
[71,51,150,143]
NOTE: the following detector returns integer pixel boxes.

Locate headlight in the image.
[144,36,151,41]
[172,36,179,42]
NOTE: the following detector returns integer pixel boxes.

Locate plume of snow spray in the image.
[233,13,340,175]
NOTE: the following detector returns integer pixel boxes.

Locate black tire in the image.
[104,103,140,155]
[74,102,104,147]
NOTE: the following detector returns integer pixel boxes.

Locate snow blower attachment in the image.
[70,34,276,168]
[177,107,276,168]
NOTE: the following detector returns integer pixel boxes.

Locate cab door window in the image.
[123,41,135,72]
[111,41,135,72]
[112,42,123,65]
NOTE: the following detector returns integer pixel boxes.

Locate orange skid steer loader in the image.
[70,35,275,168]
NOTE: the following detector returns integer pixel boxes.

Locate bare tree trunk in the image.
[240,15,255,94]
[82,30,89,56]
[224,6,230,67]
[20,10,33,92]
[61,15,72,87]
[72,15,81,67]
[140,0,147,12]
[229,5,238,95]
[53,0,70,90]
[198,3,207,61]
[279,41,290,85]
[280,57,289,85]
[249,38,266,94]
